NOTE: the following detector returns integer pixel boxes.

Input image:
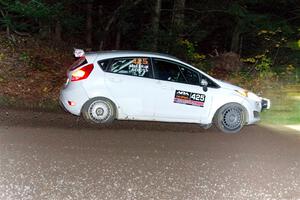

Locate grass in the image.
[261,85,300,125]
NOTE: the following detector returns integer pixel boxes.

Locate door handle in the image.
[156,81,170,90]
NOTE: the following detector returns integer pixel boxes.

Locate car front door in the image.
[152,58,215,123]
[104,57,156,119]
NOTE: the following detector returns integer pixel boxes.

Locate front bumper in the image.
[261,98,271,111]
[244,97,271,125]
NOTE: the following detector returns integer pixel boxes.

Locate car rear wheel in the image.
[214,103,246,133]
[82,97,116,124]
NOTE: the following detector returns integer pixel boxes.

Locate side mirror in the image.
[200,79,208,92]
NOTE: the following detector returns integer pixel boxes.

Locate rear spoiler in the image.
[74,48,85,57]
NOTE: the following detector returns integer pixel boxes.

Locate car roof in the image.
[85,50,179,60]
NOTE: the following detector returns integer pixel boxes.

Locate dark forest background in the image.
[1,0,299,56]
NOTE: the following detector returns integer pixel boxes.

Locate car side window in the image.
[153,59,200,85]
[200,74,219,88]
[108,57,152,78]
[178,66,200,85]
[153,59,186,83]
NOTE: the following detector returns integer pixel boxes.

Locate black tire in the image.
[82,97,116,124]
[214,103,246,133]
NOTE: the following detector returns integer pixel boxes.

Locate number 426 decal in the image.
[174,90,206,107]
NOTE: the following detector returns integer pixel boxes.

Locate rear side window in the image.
[97,59,110,71]
[108,57,152,78]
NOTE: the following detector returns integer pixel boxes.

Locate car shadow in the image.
[0,107,216,133]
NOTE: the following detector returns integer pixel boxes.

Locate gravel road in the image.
[0,108,300,200]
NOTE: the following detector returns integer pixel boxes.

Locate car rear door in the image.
[104,57,156,119]
[152,58,215,123]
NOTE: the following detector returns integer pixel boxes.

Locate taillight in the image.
[71,64,94,81]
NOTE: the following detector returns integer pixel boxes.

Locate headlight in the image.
[235,90,249,97]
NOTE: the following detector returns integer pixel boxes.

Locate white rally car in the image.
[59,49,270,133]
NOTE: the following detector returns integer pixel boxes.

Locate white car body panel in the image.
[104,72,156,118]
[60,50,270,127]
[153,80,211,123]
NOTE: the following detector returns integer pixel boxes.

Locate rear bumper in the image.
[59,93,80,116]
[59,98,68,112]
[59,84,89,116]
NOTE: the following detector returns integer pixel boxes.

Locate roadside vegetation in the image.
[0,0,299,124]
[0,33,71,111]
[261,85,300,125]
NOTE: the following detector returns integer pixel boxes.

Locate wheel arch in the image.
[213,102,249,123]
[208,100,250,125]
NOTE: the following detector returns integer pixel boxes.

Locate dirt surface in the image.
[1,108,300,200]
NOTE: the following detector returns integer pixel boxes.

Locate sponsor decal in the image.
[129,58,149,77]
[174,90,206,107]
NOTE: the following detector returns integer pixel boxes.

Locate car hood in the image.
[215,79,263,101]
[215,79,244,91]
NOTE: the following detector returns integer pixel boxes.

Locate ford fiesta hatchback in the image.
[59,49,270,133]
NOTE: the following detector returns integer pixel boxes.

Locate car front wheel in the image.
[214,103,246,133]
[82,97,116,124]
